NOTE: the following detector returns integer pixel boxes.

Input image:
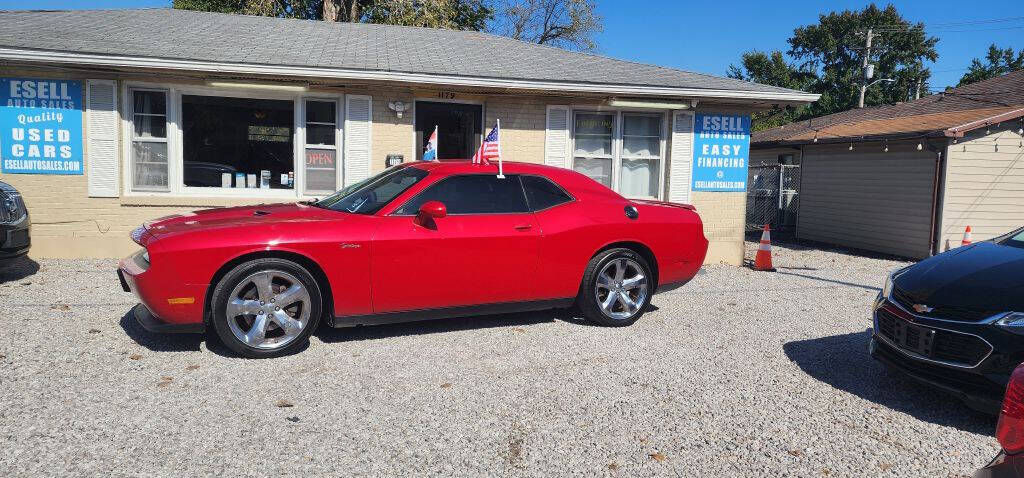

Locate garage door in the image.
[797,142,936,259]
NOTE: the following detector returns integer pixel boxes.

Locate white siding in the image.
[939,126,1024,249]
[797,141,937,258]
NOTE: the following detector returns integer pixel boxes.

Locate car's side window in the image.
[395,174,530,215]
[521,175,574,211]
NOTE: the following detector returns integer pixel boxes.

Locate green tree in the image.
[728,3,938,129]
[364,0,491,30]
[958,44,1024,86]
[172,0,323,19]
[728,51,817,130]
[173,0,492,30]
[789,3,936,116]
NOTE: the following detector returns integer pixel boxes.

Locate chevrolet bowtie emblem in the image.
[912,303,933,313]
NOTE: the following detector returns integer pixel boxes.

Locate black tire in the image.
[576,248,653,327]
[210,258,323,358]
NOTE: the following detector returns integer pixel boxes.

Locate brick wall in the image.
[484,97,549,164]
[690,191,746,264]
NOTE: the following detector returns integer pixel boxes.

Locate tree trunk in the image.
[323,0,341,22]
[345,0,362,22]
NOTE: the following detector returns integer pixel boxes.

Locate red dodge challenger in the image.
[119,161,708,357]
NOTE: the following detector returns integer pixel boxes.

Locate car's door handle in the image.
[514,224,533,231]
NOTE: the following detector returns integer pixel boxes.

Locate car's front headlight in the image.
[996,313,1024,334]
[882,270,897,298]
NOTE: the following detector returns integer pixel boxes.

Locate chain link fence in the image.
[746,164,800,231]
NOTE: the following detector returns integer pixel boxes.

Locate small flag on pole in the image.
[472,120,504,177]
[421,126,438,161]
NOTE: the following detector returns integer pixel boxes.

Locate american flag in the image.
[472,122,500,165]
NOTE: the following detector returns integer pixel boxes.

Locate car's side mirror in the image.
[417,200,447,219]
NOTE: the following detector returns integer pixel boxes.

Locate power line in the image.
[870,16,1024,33]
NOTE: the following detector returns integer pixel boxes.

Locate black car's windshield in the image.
[997,227,1024,249]
[316,165,429,214]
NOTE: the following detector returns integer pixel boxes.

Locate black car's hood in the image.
[895,242,1024,314]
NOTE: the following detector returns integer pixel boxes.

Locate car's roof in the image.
[404,160,580,178]
[403,160,622,200]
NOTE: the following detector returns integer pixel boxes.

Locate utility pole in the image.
[915,77,922,100]
[858,28,875,108]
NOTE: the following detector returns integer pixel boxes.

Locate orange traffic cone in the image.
[754,224,775,271]
[961,226,973,246]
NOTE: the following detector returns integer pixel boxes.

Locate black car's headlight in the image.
[1,192,26,223]
[882,267,907,298]
[996,313,1024,334]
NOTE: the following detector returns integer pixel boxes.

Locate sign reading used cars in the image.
[0,78,83,175]
[691,114,750,192]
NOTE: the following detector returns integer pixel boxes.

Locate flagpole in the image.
[496,118,504,178]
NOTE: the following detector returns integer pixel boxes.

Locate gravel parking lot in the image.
[0,241,1000,477]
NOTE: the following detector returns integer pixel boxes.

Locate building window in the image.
[572,110,665,198]
[130,90,169,190]
[572,112,615,187]
[304,100,338,195]
[181,95,294,190]
[620,113,662,198]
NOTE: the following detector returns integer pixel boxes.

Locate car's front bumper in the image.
[118,250,206,334]
[870,296,1019,415]
[0,214,30,260]
[870,336,1004,414]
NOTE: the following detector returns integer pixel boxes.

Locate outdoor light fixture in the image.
[605,99,691,110]
[388,101,412,118]
[916,142,923,151]
[204,80,309,92]
[884,140,889,152]
[849,143,854,151]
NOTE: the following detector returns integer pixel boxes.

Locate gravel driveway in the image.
[0,242,999,477]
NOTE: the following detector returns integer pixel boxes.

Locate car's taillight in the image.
[997,363,1024,454]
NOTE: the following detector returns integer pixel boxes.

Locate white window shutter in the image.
[545,105,570,168]
[668,111,694,203]
[86,79,119,197]
[344,95,372,187]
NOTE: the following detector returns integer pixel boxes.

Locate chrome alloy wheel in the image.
[595,258,648,320]
[226,270,312,350]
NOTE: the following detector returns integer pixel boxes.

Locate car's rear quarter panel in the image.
[532,191,707,299]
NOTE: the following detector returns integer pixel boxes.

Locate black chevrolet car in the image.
[0,181,30,263]
[870,226,1024,414]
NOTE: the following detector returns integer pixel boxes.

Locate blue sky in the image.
[5,0,1022,89]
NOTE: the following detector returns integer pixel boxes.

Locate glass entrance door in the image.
[415,101,482,160]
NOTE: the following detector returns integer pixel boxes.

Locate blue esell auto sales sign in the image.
[0,78,84,175]
[692,114,750,192]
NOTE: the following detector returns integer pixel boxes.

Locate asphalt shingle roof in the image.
[0,8,810,99]
[752,70,1024,145]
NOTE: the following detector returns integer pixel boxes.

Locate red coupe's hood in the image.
[145,202,337,236]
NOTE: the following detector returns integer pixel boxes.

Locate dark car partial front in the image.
[0,181,30,262]
[870,226,1024,414]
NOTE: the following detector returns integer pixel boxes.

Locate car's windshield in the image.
[315,165,429,214]
[997,227,1024,249]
